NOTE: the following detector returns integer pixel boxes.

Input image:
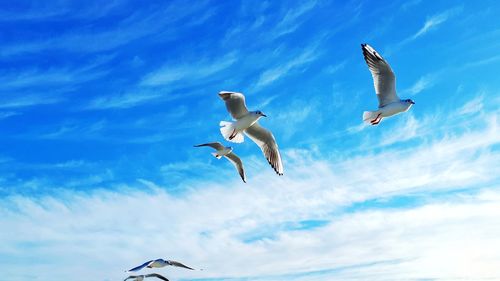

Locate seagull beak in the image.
[261,113,267,117]
[411,101,415,105]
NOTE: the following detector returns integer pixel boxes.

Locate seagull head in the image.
[254,110,267,117]
[404,99,415,105]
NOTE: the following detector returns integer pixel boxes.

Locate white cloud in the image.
[379,114,421,146]
[140,53,238,87]
[402,75,435,95]
[0,111,20,119]
[0,95,64,109]
[0,59,109,90]
[459,95,484,115]
[0,1,212,56]
[86,90,164,110]
[410,6,463,40]
[254,46,319,89]
[0,103,499,281]
[386,6,464,56]
[269,0,318,39]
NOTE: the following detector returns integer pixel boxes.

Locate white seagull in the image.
[127,259,195,272]
[194,142,246,183]
[218,91,283,175]
[361,43,415,125]
[124,273,170,281]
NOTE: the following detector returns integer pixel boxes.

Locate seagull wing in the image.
[124,276,140,281]
[244,123,283,175]
[145,273,170,281]
[224,152,247,183]
[168,260,195,270]
[219,91,249,119]
[128,260,153,272]
[361,44,399,107]
[194,142,225,150]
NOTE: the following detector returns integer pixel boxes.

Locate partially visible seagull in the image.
[218,91,284,175]
[127,259,195,272]
[194,142,246,183]
[124,273,170,281]
[361,43,415,125]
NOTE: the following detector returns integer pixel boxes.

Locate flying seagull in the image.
[361,43,415,125]
[124,273,170,281]
[218,91,284,175]
[127,259,195,272]
[194,142,246,183]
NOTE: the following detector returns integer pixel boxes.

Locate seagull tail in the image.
[219,121,244,143]
[211,152,222,159]
[363,111,378,123]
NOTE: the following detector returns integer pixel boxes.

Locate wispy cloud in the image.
[254,46,320,89]
[0,1,124,22]
[0,111,20,120]
[268,0,318,39]
[387,6,464,55]
[401,0,423,11]
[401,75,435,95]
[458,95,483,115]
[323,61,346,75]
[86,90,164,110]
[0,95,64,109]
[140,53,238,87]
[379,114,422,146]
[0,1,211,56]
[410,7,463,40]
[0,67,106,90]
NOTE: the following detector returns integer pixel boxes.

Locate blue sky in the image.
[0,0,499,280]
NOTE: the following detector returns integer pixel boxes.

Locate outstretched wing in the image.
[168,260,195,270]
[244,123,283,175]
[124,275,141,281]
[361,44,399,107]
[224,152,246,183]
[128,260,152,272]
[146,273,170,281]
[194,142,225,150]
[219,91,249,119]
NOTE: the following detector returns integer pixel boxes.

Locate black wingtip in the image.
[361,43,367,48]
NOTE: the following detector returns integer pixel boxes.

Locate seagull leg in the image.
[370,114,382,125]
[229,129,236,140]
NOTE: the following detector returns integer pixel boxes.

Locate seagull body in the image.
[194,142,246,182]
[124,273,169,281]
[219,91,284,175]
[219,91,267,144]
[128,259,195,272]
[361,43,415,125]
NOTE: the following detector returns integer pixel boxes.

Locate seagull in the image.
[194,142,246,183]
[361,43,415,125]
[124,273,170,281]
[218,91,283,175]
[127,259,195,272]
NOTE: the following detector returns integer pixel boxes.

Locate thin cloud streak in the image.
[140,53,238,87]
[386,6,463,55]
[410,6,463,40]
[254,46,320,89]
[401,75,435,95]
[0,1,211,56]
